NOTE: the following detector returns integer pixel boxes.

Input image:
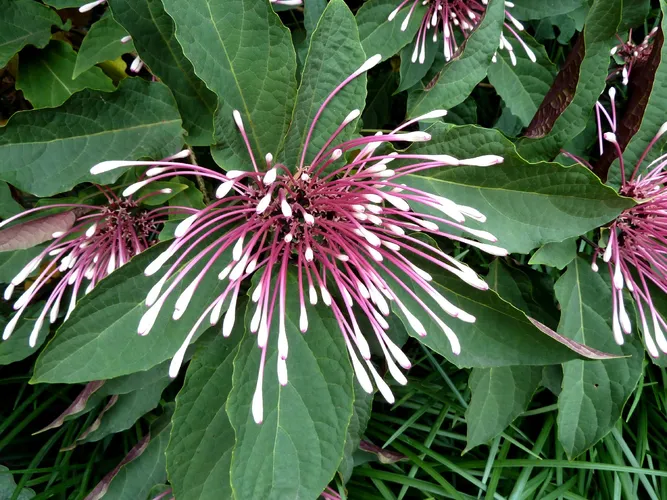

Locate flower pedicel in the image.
[91,55,507,424]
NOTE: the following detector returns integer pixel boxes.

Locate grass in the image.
[1,341,665,499]
[345,347,667,500]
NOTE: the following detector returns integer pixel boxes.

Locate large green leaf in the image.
[88,406,173,500]
[280,0,366,169]
[304,0,327,39]
[406,124,633,254]
[339,382,374,483]
[0,303,49,366]
[0,0,63,68]
[31,238,232,383]
[529,237,578,270]
[407,0,504,118]
[73,15,134,78]
[487,34,557,127]
[161,0,297,169]
[0,465,35,500]
[555,258,643,458]
[356,0,425,63]
[609,0,667,181]
[517,0,622,160]
[109,0,218,146]
[16,40,115,109]
[79,374,171,443]
[0,181,22,218]
[465,366,542,450]
[510,0,587,20]
[0,78,184,197]
[167,333,240,500]
[486,259,559,328]
[227,272,354,500]
[385,260,610,368]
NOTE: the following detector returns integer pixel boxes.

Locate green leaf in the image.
[167,332,240,500]
[73,15,134,78]
[161,0,297,169]
[486,259,559,328]
[356,0,425,63]
[517,0,622,160]
[407,0,504,118]
[0,465,35,500]
[0,78,184,197]
[620,0,651,30]
[16,40,115,109]
[339,382,374,483]
[79,375,171,442]
[0,0,63,68]
[609,1,667,181]
[0,181,22,218]
[509,0,587,20]
[554,258,643,458]
[227,272,354,500]
[529,237,578,270]
[304,0,327,39]
[487,34,557,127]
[109,0,218,147]
[465,366,542,450]
[0,246,44,284]
[31,238,232,384]
[280,0,366,169]
[406,124,633,254]
[132,181,188,206]
[0,303,49,366]
[90,406,173,500]
[397,36,438,93]
[42,0,87,7]
[386,260,606,368]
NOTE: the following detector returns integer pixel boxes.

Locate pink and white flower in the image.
[92,55,506,424]
[388,0,536,65]
[0,175,194,348]
[610,27,659,86]
[589,89,667,357]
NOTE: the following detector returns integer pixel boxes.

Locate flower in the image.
[388,0,536,65]
[588,89,667,357]
[92,55,506,424]
[0,171,193,348]
[610,27,659,86]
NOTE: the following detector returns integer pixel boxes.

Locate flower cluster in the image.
[0,178,193,347]
[92,55,506,424]
[389,0,535,65]
[588,88,667,357]
[610,27,659,86]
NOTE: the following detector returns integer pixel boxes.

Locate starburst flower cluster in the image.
[610,27,659,86]
[0,176,194,348]
[389,0,535,65]
[588,88,667,357]
[92,55,507,424]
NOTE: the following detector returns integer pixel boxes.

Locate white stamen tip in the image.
[122,180,150,197]
[263,167,278,185]
[256,193,272,214]
[354,54,382,77]
[175,213,198,238]
[459,155,504,166]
